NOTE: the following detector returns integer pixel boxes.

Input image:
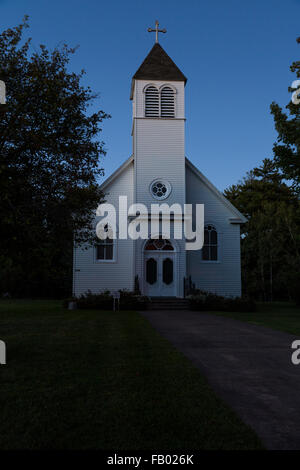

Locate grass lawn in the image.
[205,302,300,336]
[0,300,262,450]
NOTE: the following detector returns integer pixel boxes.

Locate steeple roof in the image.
[132,43,187,84]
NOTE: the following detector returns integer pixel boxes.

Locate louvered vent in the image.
[161,86,175,117]
[145,86,159,117]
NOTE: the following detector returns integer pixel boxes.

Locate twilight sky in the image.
[1,0,299,190]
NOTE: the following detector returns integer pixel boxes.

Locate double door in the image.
[144,253,176,297]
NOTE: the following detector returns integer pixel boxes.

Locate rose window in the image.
[150,179,171,200]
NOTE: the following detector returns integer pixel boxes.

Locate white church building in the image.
[73,38,246,299]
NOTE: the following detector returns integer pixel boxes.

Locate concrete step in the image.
[150,306,188,310]
[147,298,190,310]
[150,302,189,306]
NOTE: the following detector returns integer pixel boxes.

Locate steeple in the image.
[132,43,187,84]
[130,21,187,99]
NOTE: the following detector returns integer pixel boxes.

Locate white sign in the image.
[112,291,120,312]
[0,81,6,104]
[0,340,6,365]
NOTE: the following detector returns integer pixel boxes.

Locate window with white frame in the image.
[202,224,218,261]
[160,86,175,117]
[145,85,159,117]
[144,85,175,118]
[95,224,114,261]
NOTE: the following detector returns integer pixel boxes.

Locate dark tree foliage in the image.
[225,159,300,301]
[0,18,110,297]
[225,40,300,302]
[270,38,300,191]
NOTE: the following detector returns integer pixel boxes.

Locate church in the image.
[73,27,246,299]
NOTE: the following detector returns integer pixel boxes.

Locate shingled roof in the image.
[132,43,187,84]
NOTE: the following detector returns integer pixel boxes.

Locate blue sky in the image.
[1,0,299,190]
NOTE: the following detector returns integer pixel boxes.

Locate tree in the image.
[0,17,110,297]
[270,38,300,191]
[225,159,296,220]
[225,160,300,300]
[225,39,300,301]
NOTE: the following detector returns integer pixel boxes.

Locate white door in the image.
[144,252,176,297]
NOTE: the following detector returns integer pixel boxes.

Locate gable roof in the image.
[99,155,133,191]
[99,155,247,224]
[185,158,247,224]
[132,43,187,84]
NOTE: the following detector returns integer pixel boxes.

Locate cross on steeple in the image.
[148,20,166,43]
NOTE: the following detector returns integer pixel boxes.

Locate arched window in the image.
[96,224,114,261]
[145,85,159,117]
[202,225,218,261]
[144,239,174,251]
[160,86,175,117]
[144,84,176,118]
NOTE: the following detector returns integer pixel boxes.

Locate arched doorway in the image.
[143,238,177,297]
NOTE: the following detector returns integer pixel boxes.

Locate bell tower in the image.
[130,27,187,297]
[130,39,187,209]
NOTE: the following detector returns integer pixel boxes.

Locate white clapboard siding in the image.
[132,80,185,119]
[134,118,185,208]
[185,162,242,297]
[73,160,134,296]
[132,77,186,297]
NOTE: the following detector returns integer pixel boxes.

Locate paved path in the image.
[141,310,300,450]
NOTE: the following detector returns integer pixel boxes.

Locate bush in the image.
[119,290,149,310]
[189,290,256,313]
[62,289,149,310]
[62,290,113,310]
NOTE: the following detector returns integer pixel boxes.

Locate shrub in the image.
[119,289,149,310]
[62,289,149,310]
[62,290,113,310]
[189,290,256,313]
